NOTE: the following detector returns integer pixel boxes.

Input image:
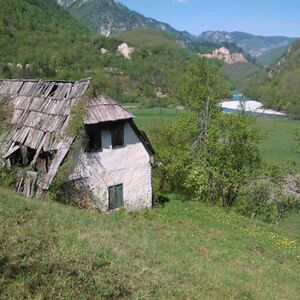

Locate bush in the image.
[236,176,300,223]
[236,179,279,223]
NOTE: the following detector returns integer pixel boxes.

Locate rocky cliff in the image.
[200,47,247,64]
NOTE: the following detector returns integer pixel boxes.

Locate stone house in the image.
[0,78,154,211]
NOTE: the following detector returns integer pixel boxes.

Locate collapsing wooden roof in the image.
[0,78,134,191]
[0,78,91,152]
[85,96,133,124]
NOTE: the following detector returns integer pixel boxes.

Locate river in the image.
[220,91,286,116]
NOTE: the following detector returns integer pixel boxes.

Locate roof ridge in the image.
[0,78,91,84]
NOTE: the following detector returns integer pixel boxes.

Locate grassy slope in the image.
[130,108,300,168]
[0,188,299,299]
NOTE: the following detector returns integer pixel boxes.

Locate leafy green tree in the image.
[185,112,261,206]
[181,58,230,143]
[150,113,198,195]
[153,59,261,209]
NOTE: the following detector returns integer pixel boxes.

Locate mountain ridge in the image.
[56,0,295,64]
[56,0,195,44]
[199,31,296,61]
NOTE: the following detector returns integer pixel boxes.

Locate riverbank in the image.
[221,100,286,116]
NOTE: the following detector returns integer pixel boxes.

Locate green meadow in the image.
[130,108,300,169]
[0,188,299,299]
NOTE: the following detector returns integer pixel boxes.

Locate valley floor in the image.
[130,107,300,169]
[0,188,299,299]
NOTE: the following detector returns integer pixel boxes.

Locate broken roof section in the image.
[0,78,134,192]
[0,78,91,153]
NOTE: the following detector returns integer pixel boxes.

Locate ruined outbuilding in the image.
[0,78,154,211]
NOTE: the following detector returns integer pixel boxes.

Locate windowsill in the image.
[85,148,103,153]
[112,145,125,150]
[85,145,125,152]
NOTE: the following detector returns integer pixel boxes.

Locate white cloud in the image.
[173,0,191,3]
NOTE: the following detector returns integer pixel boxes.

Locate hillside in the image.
[243,40,300,115]
[56,0,196,45]
[256,45,291,67]
[221,62,262,90]
[0,0,200,104]
[56,0,295,64]
[114,28,182,48]
[0,188,299,298]
[58,0,240,55]
[0,0,120,79]
[200,31,296,66]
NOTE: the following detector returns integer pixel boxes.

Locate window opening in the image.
[85,123,102,152]
[111,123,124,148]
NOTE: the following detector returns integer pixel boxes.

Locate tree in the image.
[149,113,198,195]
[181,58,230,143]
[152,58,261,209]
[185,112,261,207]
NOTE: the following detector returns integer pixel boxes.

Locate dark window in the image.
[85,124,102,152]
[108,184,124,210]
[111,123,124,148]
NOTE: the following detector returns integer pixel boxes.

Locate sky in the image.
[120,0,300,37]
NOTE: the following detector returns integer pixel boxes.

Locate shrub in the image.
[235,162,300,223]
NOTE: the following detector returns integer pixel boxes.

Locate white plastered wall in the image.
[70,121,152,211]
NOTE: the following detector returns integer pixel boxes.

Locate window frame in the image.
[111,122,124,149]
[108,183,124,211]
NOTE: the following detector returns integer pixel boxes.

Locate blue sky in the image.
[120,0,300,37]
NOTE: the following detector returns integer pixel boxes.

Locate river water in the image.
[220,91,286,117]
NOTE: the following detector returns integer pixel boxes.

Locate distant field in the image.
[130,107,184,129]
[0,188,299,299]
[130,108,300,169]
[256,117,300,168]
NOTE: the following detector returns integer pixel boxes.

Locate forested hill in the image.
[0,0,210,104]
[242,39,300,115]
[56,0,196,45]
[0,0,119,79]
[56,0,239,55]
